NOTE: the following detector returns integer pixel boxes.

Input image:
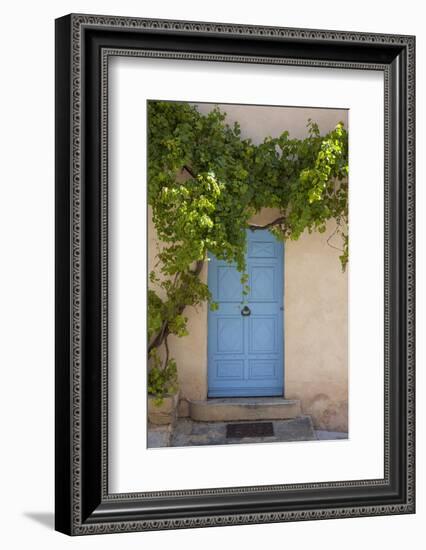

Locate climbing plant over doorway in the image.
[147,101,348,382]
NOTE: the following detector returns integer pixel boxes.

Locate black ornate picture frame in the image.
[55,13,415,535]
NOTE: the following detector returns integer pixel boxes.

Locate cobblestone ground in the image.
[148,416,347,448]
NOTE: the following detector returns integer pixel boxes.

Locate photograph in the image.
[147,100,349,448]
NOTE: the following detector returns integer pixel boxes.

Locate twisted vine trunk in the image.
[248,216,286,231]
[147,259,205,354]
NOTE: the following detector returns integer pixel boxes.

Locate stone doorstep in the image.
[188,397,302,422]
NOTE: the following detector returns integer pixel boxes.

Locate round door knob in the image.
[241,305,251,316]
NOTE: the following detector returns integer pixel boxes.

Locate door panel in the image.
[217,266,242,302]
[250,266,275,301]
[216,317,244,353]
[249,316,277,353]
[208,229,284,397]
[216,360,244,379]
[248,359,277,379]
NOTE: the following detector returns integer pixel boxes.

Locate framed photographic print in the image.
[55,14,415,535]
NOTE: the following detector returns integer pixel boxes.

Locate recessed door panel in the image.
[249,360,277,379]
[250,266,275,302]
[216,360,244,380]
[217,266,242,302]
[249,316,276,353]
[216,317,244,353]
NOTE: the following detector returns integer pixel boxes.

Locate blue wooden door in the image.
[207,229,284,397]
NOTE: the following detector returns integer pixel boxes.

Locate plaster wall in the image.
[148,103,348,431]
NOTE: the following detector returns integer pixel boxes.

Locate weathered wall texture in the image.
[149,103,348,431]
[283,219,348,432]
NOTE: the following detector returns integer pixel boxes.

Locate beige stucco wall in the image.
[149,104,348,431]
